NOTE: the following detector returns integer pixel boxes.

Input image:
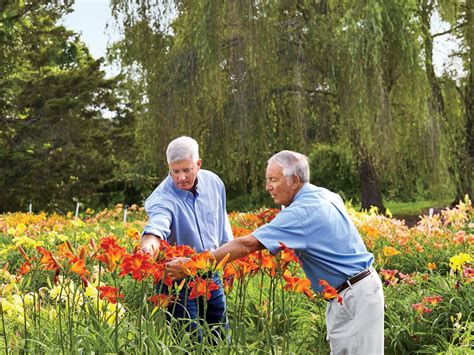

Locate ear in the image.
[196,159,202,169]
[291,175,300,188]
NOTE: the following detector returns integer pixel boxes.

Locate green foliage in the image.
[0,1,140,212]
[308,143,360,202]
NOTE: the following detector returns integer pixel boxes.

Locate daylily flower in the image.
[181,251,229,277]
[319,279,342,304]
[427,262,437,271]
[450,253,471,273]
[258,251,278,277]
[278,242,300,269]
[97,285,123,304]
[18,262,31,276]
[147,294,174,309]
[283,271,314,299]
[423,295,443,306]
[37,246,60,271]
[383,246,401,257]
[412,302,432,315]
[96,237,126,270]
[119,252,154,281]
[188,277,220,300]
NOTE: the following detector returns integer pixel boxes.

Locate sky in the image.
[63,0,463,78]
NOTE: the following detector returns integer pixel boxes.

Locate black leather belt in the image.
[336,268,372,293]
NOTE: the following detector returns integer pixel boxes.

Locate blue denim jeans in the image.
[157,273,228,342]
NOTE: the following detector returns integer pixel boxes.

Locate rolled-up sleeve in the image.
[252,209,306,255]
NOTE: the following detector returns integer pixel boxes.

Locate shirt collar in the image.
[290,182,309,205]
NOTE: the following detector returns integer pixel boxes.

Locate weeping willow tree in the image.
[109,0,462,208]
[109,1,337,200]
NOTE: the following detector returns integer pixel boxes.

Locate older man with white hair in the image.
[141,136,233,340]
[168,149,384,354]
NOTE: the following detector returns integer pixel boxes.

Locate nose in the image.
[265,181,272,191]
[177,173,186,182]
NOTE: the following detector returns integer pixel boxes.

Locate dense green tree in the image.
[0,0,136,212]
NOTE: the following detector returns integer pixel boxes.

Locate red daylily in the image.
[164,244,195,259]
[412,302,432,315]
[188,277,220,300]
[97,285,124,304]
[96,237,126,270]
[19,262,31,276]
[423,295,443,306]
[119,252,154,281]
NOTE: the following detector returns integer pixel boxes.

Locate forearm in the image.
[213,234,265,263]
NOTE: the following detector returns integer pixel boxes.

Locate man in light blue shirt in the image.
[168,150,384,354]
[141,136,233,340]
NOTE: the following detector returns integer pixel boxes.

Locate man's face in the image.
[169,157,201,191]
[265,161,295,206]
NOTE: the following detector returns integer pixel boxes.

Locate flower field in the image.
[0,200,472,354]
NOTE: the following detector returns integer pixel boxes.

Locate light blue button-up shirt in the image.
[142,169,233,253]
[252,183,373,293]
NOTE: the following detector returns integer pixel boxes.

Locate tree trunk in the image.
[358,155,386,214]
[454,1,473,204]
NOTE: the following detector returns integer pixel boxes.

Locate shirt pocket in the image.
[205,211,217,234]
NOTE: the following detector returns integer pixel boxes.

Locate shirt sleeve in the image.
[222,214,233,244]
[252,208,307,255]
[142,202,173,240]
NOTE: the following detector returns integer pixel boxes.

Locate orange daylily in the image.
[70,257,89,279]
[36,246,61,271]
[258,251,278,277]
[319,279,342,304]
[181,251,230,276]
[56,242,75,261]
[427,262,437,271]
[147,294,174,309]
[283,271,314,299]
[278,242,300,269]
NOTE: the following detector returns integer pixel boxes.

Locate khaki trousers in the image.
[326,270,385,355]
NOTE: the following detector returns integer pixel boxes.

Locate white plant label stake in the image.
[75,202,80,218]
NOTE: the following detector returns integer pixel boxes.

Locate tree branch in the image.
[432,22,467,38]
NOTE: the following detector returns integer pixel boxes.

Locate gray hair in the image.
[268,150,310,183]
[166,136,200,163]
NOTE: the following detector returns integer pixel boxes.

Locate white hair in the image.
[268,150,310,183]
[166,136,200,163]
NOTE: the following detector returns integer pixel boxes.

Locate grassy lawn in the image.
[385,198,453,217]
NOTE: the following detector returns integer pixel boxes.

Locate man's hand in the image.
[141,234,161,256]
[166,257,189,281]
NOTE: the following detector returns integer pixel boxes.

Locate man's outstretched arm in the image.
[165,234,266,280]
[213,234,266,263]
